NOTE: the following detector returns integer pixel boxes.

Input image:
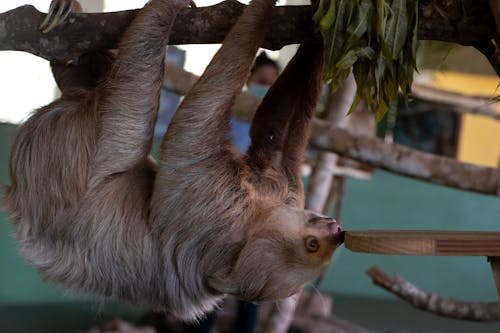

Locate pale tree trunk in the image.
[258,74,357,333]
[305,74,357,212]
[299,74,357,318]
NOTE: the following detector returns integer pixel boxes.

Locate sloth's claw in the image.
[40,0,75,33]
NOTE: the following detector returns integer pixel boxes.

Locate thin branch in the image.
[411,83,500,121]
[310,125,500,196]
[0,0,496,64]
[306,77,357,213]
[367,266,500,321]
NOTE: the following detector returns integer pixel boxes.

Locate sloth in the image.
[3,0,343,321]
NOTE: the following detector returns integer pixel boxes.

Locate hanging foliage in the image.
[314,0,419,120]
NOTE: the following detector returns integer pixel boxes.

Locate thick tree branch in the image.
[0,0,496,64]
[310,125,500,196]
[367,266,500,321]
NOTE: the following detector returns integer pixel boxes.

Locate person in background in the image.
[230,51,280,152]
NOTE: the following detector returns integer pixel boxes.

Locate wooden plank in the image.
[344,230,500,256]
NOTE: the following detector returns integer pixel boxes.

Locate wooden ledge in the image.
[344,230,500,256]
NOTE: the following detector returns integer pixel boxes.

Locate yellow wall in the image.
[431,72,500,167]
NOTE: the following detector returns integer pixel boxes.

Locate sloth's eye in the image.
[305,236,319,253]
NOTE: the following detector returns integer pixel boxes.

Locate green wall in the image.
[324,169,500,301]
[1,122,498,305]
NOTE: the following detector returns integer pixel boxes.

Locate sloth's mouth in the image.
[336,230,346,244]
[308,216,344,244]
[329,222,344,244]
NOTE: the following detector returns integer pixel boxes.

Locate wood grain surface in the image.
[344,230,500,256]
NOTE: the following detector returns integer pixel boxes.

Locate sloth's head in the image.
[208,206,343,301]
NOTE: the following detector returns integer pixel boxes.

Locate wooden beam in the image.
[345,230,500,256]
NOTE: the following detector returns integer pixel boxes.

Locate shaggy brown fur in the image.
[3,0,343,321]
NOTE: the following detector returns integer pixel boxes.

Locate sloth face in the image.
[208,206,343,301]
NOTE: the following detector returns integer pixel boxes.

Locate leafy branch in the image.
[314,0,419,120]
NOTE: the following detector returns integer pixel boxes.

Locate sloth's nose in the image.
[328,220,342,234]
[323,218,344,244]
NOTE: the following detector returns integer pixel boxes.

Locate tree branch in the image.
[411,83,500,121]
[164,61,500,127]
[162,62,500,196]
[367,266,500,321]
[0,0,496,64]
[162,61,500,196]
[310,125,500,196]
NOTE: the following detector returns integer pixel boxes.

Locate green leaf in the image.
[322,0,349,82]
[374,53,387,92]
[313,0,331,23]
[355,46,376,60]
[319,0,337,32]
[336,47,374,71]
[336,50,359,70]
[345,0,374,54]
[314,0,419,120]
[376,0,391,41]
[387,0,408,59]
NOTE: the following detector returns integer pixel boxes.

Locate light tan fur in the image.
[3,0,342,321]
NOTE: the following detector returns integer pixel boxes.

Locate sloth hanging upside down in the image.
[3,0,343,321]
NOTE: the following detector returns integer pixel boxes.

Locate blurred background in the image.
[1,0,500,332]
